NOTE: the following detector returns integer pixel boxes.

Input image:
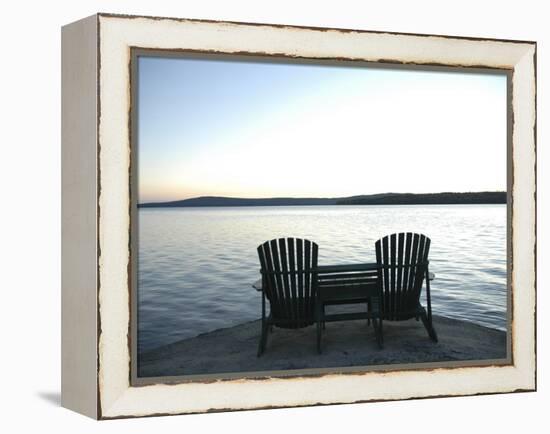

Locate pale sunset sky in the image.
[138,55,507,204]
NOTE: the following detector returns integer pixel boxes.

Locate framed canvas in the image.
[61,13,536,419]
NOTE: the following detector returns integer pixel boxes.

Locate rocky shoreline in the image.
[138,315,507,378]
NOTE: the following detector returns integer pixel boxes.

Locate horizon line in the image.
[139,190,507,206]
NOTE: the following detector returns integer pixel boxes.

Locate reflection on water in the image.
[138,205,507,353]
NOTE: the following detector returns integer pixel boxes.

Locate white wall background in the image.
[0,0,546,432]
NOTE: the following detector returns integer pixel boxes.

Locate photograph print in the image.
[133,52,509,380]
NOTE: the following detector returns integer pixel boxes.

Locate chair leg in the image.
[380,318,384,347]
[317,320,322,354]
[257,321,269,357]
[367,301,371,326]
[316,302,323,354]
[420,312,438,342]
[377,317,384,349]
[371,297,383,348]
[372,317,383,349]
[257,328,264,357]
[258,291,268,356]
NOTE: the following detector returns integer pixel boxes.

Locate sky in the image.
[137,55,507,203]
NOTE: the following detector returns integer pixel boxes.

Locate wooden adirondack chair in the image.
[375,233,438,342]
[256,237,319,356]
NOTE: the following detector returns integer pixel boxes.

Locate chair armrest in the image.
[428,272,435,281]
[252,278,262,291]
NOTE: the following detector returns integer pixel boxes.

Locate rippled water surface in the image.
[138,205,507,353]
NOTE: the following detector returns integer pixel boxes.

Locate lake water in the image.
[138,205,507,353]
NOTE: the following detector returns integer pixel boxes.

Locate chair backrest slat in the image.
[259,241,277,318]
[287,238,297,322]
[296,238,304,322]
[257,238,319,328]
[382,237,390,318]
[304,239,311,322]
[408,233,420,298]
[396,233,405,316]
[275,240,287,319]
[389,233,397,318]
[278,238,291,320]
[402,232,413,312]
[311,243,319,320]
[375,233,430,320]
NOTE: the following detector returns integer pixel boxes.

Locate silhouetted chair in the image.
[256,237,319,356]
[375,233,437,342]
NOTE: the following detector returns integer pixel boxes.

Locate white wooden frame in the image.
[61,13,536,419]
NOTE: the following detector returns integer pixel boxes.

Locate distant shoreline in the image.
[138,191,506,208]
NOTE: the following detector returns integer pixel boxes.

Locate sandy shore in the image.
[138,315,507,378]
